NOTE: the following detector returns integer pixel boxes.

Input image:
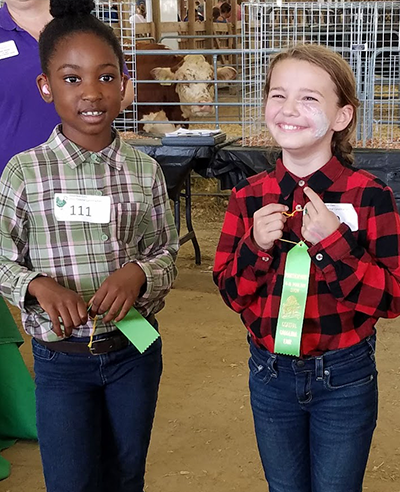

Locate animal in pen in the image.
[132,43,237,135]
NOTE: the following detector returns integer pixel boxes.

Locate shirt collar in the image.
[46,125,125,170]
[0,4,23,31]
[276,155,345,198]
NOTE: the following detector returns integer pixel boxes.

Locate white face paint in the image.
[300,102,330,139]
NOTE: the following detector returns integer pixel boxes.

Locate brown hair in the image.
[264,44,360,165]
[212,7,220,21]
[220,2,231,15]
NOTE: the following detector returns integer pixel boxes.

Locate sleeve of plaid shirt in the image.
[133,163,179,307]
[213,187,274,313]
[308,185,400,318]
[0,160,44,311]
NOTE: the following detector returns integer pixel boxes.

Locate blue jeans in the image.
[249,336,378,492]
[32,333,162,492]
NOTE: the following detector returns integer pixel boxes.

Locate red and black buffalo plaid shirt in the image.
[213,156,400,356]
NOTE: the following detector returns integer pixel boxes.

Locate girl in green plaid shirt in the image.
[0,0,179,491]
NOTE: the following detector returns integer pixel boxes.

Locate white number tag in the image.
[325,203,358,231]
[54,194,111,224]
[0,40,19,60]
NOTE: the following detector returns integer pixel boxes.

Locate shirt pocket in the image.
[116,202,150,245]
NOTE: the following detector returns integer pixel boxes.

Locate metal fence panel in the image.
[241,2,400,148]
[93,1,138,132]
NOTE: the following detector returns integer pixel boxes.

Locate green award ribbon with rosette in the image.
[274,241,311,356]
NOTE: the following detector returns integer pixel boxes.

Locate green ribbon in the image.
[114,308,159,354]
[274,241,311,356]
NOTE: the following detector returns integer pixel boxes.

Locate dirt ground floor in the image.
[1,212,400,492]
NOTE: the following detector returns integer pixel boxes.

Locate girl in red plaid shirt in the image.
[214,44,400,492]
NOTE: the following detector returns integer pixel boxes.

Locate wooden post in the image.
[205,0,213,52]
[188,0,196,50]
[152,0,161,43]
[231,0,237,50]
[180,0,187,22]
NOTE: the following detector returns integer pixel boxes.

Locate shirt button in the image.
[295,204,303,211]
[261,257,270,262]
[296,360,305,367]
[101,234,108,241]
[298,180,305,187]
[95,190,102,196]
[90,154,99,162]
[316,253,324,261]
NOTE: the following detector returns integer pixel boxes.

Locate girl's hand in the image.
[253,203,288,251]
[301,187,340,245]
[28,277,88,337]
[88,263,146,324]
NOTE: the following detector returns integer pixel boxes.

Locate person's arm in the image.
[0,160,44,310]
[133,163,179,305]
[213,188,286,313]
[308,185,400,318]
[121,78,134,111]
[89,162,179,322]
[0,160,88,335]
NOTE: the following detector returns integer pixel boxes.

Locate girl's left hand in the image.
[88,263,146,323]
[301,187,340,245]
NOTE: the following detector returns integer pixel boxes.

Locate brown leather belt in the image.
[35,332,130,355]
[35,314,156,356]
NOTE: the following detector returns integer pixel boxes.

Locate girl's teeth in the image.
[282,124,299,130]
[83,111,103,116]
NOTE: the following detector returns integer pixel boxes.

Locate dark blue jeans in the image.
[249,336,378,492]
[32,334,162,492]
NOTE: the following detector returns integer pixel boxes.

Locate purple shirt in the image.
[0,3,61,172]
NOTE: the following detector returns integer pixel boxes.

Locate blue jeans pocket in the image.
[248,347,277,385]
[324,352,377,390]
[32,339,59,362]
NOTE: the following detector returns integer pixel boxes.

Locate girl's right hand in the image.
[28,277,88,337]
[253,203,288,251]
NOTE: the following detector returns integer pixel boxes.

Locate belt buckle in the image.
[88,337,111,356]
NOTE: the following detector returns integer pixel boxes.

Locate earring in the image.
[43,84,50,95]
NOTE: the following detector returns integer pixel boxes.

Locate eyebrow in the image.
[57,63,119,72]
[269,86,324,98]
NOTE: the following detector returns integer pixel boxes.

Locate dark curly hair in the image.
[39,0,124,74]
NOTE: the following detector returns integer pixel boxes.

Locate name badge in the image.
[54,193,111,224]
[0,40,19,60]
[325,203,358,231]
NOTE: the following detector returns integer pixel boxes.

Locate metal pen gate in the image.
[241,2,400,148]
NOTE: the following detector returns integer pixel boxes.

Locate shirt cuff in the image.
[125,260,153,299]
[238,229,273,272]
[19,272,48,312]
[308,223,354,270]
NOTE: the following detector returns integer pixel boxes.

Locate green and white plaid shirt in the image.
[0,125,179,341]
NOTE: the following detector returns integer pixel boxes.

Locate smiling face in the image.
[37,32,127,151]
[265,58,352,163]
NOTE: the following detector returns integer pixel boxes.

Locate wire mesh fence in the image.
[93,1,138,132]
[241,1,400,148]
